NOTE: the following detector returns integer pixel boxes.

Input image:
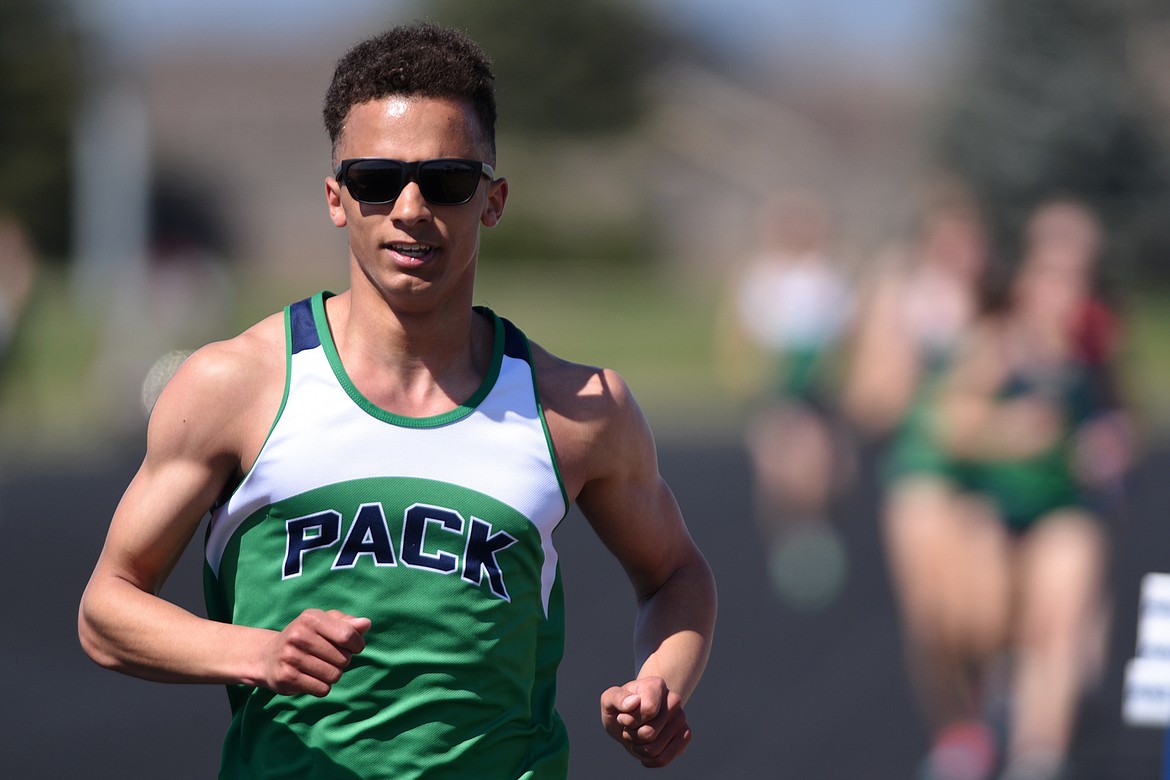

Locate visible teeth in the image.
[389,243,431,257]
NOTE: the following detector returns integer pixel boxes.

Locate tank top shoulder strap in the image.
[287,295,322,354]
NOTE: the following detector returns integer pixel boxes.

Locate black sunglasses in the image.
[333,158,495,206]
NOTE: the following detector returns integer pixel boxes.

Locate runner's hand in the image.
[262,608,371,697]
[600,676,692,767]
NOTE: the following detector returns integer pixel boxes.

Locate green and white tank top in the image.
[204,292,571,779]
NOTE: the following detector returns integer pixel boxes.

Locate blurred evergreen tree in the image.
[419,0,675,266]
[0,0,78,261]
[427,0,667,138]
[931,0,1170,281]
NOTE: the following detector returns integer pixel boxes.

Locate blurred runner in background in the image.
[864,196,1131,780]
[925,198,1129,780]
[845,187,995,780]
[717,189,856,611]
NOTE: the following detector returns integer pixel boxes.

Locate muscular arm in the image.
[539,353,717,766]
[575,392,715,701]
[78,321,369,695]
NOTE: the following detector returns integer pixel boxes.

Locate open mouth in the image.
[386,242,436,263]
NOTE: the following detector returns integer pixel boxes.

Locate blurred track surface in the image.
[1,440,1164,778]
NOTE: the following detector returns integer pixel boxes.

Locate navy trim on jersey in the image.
[498,315,531,364]
[290,297,321,354]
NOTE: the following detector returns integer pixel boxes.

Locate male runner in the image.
[79,22,716,779]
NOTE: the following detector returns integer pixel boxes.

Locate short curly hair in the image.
[323,22,497,162]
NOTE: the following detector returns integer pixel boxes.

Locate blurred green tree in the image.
[0,0,78,261]
[427,0,667,138]
[931,0,1170,280]
[422,0,673,266]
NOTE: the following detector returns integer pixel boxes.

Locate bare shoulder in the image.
[148,309,287,470]
[527,339,653,501]
[528,340,637,422]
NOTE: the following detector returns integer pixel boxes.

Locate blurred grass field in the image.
[1,263,1168,465]
[0,263,739,463]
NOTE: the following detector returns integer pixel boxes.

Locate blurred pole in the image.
[69,0,151,318]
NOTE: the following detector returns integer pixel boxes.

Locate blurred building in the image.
[142,45,347,286]
[124,11,945,290]
[108,4,1170,305]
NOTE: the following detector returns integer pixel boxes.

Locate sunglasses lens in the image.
[418,160,483,205]
[340,159,485,205]
[344,160,406,204]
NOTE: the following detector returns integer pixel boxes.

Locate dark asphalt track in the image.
[1,438,1165,779]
